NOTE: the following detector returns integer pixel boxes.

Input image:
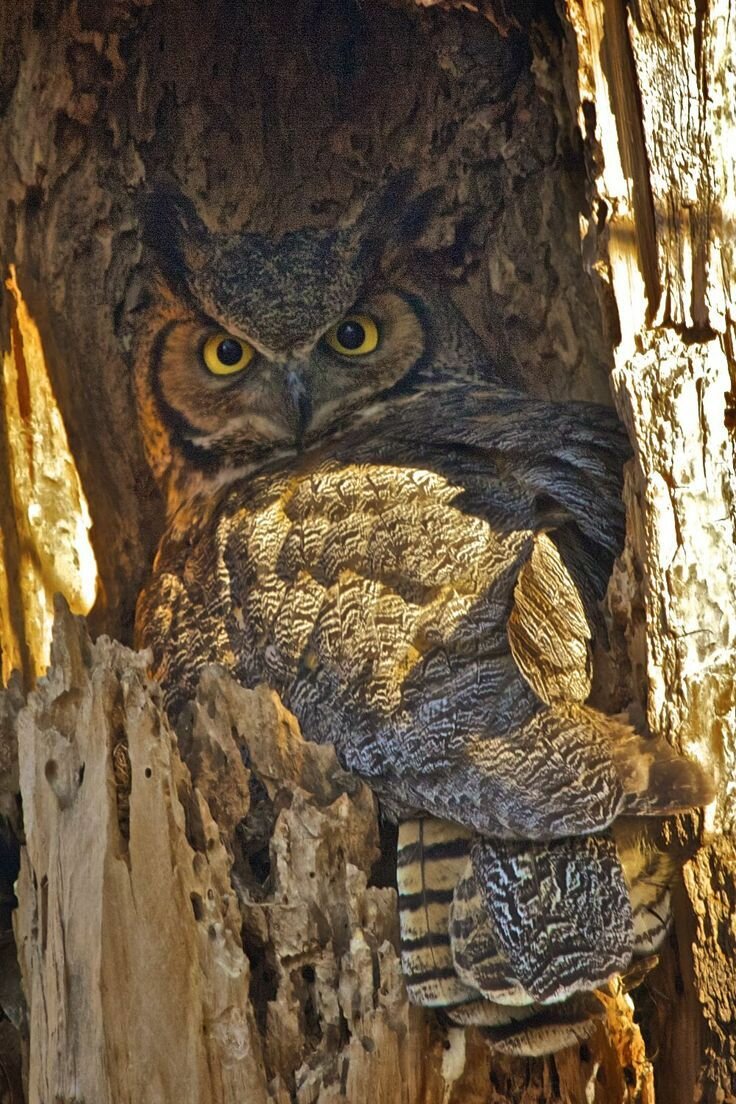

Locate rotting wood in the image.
[12,600,493,1104]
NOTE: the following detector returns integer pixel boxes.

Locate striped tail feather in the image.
[449,856,532,1005]
[456,992,605,1058]
[397,815,684,1054]
[397,818,605,1055]
[447,858,609,1054]
[397,818,478,1007]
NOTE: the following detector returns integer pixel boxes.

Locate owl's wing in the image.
[507,531,593,705]
[365,385,630,562]
[386,693,713,842]
[331,391,712,835]
[467,834,633,1004]
[397,814,674,1051]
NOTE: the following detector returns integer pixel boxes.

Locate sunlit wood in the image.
[1,266,97,682]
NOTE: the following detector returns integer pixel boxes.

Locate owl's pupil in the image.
[336,320,366,350]
[217,338,243,366]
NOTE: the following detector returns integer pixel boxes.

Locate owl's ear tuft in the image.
[140,187,208,288]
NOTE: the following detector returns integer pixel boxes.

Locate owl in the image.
[133,181,712,1055]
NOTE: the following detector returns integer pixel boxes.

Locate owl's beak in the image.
[285,367,312,445]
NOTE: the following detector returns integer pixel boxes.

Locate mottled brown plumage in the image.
[133,184,712,1053]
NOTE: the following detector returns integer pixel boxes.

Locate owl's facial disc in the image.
[144,286,424,488]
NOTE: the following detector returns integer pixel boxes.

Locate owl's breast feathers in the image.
[137,383,711,840]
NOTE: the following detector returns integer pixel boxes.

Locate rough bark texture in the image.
[560,3,736,1099]
[0,0,732,1101]
[16,602,450,1104]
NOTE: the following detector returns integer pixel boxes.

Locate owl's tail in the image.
[397,818,600,1055]
[396,815,680,1055]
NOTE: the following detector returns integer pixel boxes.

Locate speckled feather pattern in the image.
[134,192,712,1050]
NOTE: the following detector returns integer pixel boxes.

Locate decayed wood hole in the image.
[0,0,735,1101]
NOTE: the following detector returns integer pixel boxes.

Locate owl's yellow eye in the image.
[325,314,379,357]
[202,333,254,376]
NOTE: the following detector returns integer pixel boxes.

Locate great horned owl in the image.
[133,182,712,1055]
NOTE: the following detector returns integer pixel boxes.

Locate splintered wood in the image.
[12,602,490,1104]
[16,602,267,1103]
[562,1,736,1099]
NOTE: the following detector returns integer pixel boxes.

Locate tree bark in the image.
[560,2,736,1099]
[0,1,733,1101]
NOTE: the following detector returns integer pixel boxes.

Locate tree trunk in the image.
[0,1,733,1101]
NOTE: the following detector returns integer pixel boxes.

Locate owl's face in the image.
[133,184,488,513]
[150,278,424,456]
